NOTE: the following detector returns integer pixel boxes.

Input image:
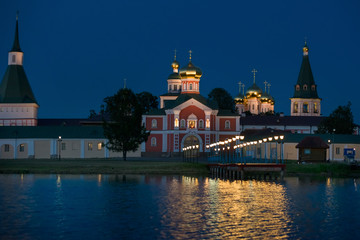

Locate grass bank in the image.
[0,158,209,176]
[285,161,360,178]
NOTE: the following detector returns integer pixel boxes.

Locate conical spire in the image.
[293,42,319,98]
[11,12,22,52]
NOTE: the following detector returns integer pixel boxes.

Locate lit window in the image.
[98,142,103,150]
[304,149,311,154]
[314,103,318,113]
[4,144,10,152]
[151,119,157,128]
[206,119,210,128]
[188,120,196,129]
[88,143,93,151]
[19,144,25,152]
[225,120,230,129]
[151,137,157,147]
[303,103,309,113]
[294,102,298,113]
[61,142,66,151]
[180,119,186,128]
[174,118,179,128]
[199,119,204,128]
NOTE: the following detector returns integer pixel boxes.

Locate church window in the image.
[303,103,309,113]
[88,143,93,151]
[314,103,318,113]
[4,144,10,152]
[336,147,340,155]
[151,119,157,128]
[183,84,186,90]
[12,55,16,63]
[199,119,204,128]
[174,85,177,91]
[188,120,196,128]
[151,137,157,147]
[294,102,298,113]
[303,85,308,91]
[19,144,25,152]
[296,85,300,91]
[169,85,172,91]
[97,142,103,150]
[180,119,186,128]
[206,119,210,128]
[252,105,254,110]
[190,84,193,90]
[61,142,66,151]
[311,85,316,91]
[174,118,179,128]
[225,120,230,129]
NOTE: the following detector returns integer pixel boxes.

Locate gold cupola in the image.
[179,50,202,79]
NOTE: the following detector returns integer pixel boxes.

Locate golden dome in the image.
[179,61,202,79]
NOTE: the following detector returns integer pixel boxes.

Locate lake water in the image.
[0,174,359,240]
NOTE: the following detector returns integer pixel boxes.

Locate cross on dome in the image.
[252,69,257,83]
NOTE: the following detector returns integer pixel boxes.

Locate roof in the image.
[240,115,325,126]
[296,136,329,149]
[160,92,180,97]
[164,93,218,110]
[292,44,319,99]
[167,73,181,79]
[144,108,166,115]
[246,83,262,95]
[217,109,239,116]
[0,65,37,103]
[0,126,105,139]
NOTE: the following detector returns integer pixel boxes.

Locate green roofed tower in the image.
[290,42,321,117]
[0,14,39,126]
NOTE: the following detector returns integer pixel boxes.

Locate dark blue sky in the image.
[1,0,360,122]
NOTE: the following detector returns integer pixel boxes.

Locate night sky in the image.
[1,0,359,123]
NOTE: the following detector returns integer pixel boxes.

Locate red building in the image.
[142,53,240,157]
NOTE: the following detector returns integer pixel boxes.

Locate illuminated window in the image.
[303,103,309,113]
[19,144,25,152]
[188,120,196,128]
[174,118,179,128]
[97,142,103,150]
[304,149,311,154]
[296,85,300,91]
[61,142,66,151]
[206,119,210,128]
[180,119,186,128]
[151,137,157,147]
[199,119,204,128]
[294,102,298,113]
[4,144,10,152]
[314,103,318,113]
[151,119,157,128]
[225,120,230,129]
[88,143,93,151]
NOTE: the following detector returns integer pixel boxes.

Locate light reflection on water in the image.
[0,174,359,240]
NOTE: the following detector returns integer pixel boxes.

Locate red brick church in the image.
[141,52,240,156]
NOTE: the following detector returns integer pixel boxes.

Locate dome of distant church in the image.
[260,92,274,103]
[246,83,262,96]
[171,60,179,70]
[179,61,202,79]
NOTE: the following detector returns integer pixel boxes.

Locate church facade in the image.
[142,53,240,156]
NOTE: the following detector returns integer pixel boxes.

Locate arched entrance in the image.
[183,135,200,159]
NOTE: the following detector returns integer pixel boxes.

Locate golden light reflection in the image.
[160,178,293,239]
[56,174,61,188]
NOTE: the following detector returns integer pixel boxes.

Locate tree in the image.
[208,88,235,112]
[103,88,150,160]
[136,91,158,113]
[316,102,355,134]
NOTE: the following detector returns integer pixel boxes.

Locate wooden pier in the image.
[208,163,286,180]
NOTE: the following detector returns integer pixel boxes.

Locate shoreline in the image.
[1,159,360,178]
